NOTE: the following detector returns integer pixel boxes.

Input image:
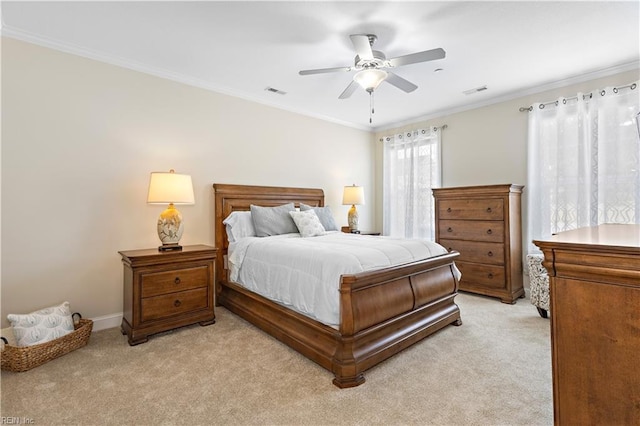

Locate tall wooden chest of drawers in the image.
[432,184,524,303]
[119,245,217,345]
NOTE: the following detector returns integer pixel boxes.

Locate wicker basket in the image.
[1,316,93,372]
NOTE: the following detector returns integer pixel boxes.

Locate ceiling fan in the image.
[299,34,446,100]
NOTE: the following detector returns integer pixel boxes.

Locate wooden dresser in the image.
[534,224,640,425]
[432,184,524,303]
[119,245,217,345]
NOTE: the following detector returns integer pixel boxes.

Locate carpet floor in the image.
[1,292,552,425]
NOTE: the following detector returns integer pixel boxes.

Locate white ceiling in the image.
[2,1,639,131]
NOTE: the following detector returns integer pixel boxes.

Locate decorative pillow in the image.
[7,301,74,347]
[222,211,256,242]
[289,209,326,237]
[300,203,339,231]
[250,203,298,237]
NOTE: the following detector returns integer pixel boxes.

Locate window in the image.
[527,82,640,252]
[382,127,441,239]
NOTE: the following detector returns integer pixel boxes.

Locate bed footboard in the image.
[332,251,461,387]
[217,251,460,388]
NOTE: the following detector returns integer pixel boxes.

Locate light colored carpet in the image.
[1,293,552,425]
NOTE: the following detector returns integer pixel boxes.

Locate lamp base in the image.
[158,243,183,252]
[156,203,185,250]
[348,204,359,232]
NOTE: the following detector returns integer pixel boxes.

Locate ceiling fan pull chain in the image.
[372,90,375,114]
[369,90,374,123]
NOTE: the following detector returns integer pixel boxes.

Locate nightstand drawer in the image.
[141,288,209,322]
[438,199,504,220]
[141,266,208,298]
[440,239,505,265]
[439,220,504,242]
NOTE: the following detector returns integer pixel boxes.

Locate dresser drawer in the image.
[456,261,506,289]
[141,265,209,298]
[141,287,209,322]
[438,199,504,220]
[440,239,505,265]
[439,220,504,242]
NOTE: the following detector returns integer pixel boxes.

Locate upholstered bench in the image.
[527,254,550,318]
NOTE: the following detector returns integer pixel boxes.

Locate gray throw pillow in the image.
[300,203,339,231]
[250,203,298,237]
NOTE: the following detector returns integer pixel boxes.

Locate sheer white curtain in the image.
[382,127,441,239]
[527,82,640,253]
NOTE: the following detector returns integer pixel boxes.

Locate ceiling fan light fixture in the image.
[353,69,387,91]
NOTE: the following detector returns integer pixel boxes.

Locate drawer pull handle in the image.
[488,273,494,279]
[447,227,453,232]
[174,277,181,285]
[487,251,494,257]
[486,229,492,235]
[447,207,452,213]
[174,300,182,308]
[486,207,492,213]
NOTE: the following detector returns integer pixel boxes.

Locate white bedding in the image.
[228,232,458,327]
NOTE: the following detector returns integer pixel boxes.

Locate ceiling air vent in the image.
[265,87,287,95]
[463,85,488,95]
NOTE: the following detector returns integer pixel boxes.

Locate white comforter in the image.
[228,232,455,327]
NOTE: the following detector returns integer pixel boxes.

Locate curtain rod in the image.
[378,124,447,142]
[518,82,637,112]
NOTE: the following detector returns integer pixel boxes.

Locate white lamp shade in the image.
[343,185,365,206]
[353,69,387,91]
[147,171,195,205]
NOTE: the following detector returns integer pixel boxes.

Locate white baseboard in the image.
[90,313,123,332]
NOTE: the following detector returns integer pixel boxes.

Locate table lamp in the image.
[147,169,195,251]
[342,184,365,232]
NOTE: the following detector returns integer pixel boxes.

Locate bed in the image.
[214,183,462,388]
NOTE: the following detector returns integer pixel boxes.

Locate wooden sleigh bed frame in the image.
[214,183,462,388]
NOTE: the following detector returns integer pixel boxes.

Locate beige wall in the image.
[374,68,639,253]
[3,37,638,329]
[1,38,375,327]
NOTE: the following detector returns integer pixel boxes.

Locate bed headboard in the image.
[213,183,325,294]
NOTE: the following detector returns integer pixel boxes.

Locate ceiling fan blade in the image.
[350,34,374,60]
[299,66,351,75]
[385,72,418,93]
[339,80,360,99]
[389,48,446,67]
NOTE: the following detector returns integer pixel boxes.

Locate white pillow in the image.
[223,211,256,242]
[7,301,74,347]
[300,203,339,231]
[289,209,326,237]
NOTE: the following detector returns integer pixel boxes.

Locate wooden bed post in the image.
[332,284,365,388]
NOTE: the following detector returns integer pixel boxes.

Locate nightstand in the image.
[119,245,217,345]
[341,226,381,236]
